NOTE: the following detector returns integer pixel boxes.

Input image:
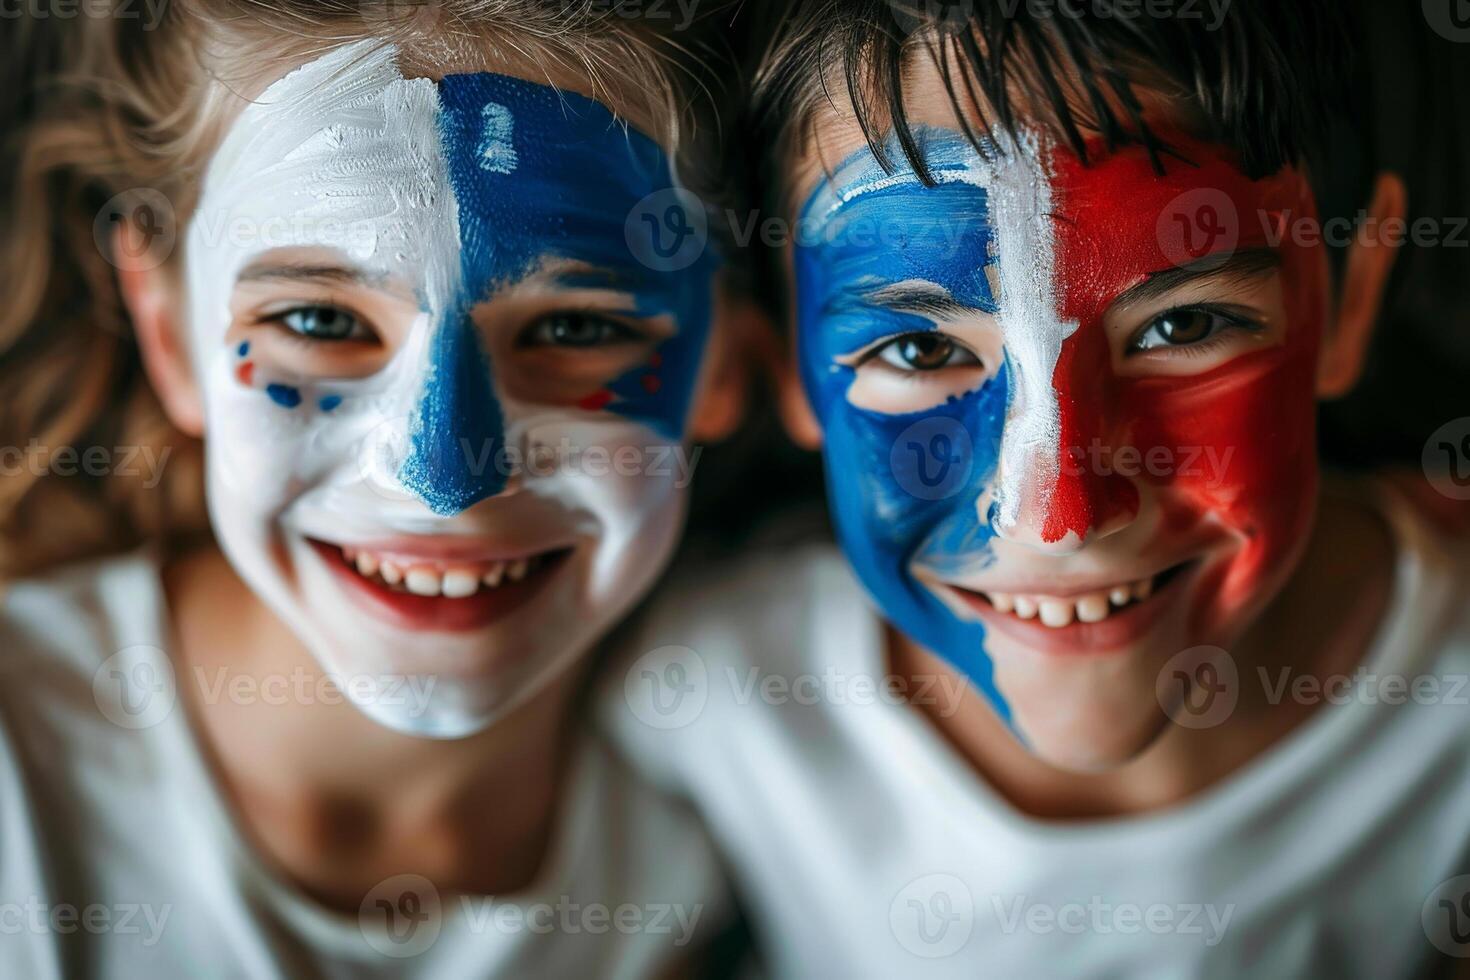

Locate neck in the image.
[890,481,1396,821]
[164,543,582,909]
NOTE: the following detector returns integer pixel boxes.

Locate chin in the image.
[1001,656,1180,772]
[974,554,1256,773]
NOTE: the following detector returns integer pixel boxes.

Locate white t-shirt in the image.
[0,550,729,979]
[606,485,1470,979]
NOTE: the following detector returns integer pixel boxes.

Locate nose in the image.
[987,446,1138,554]
[396,318,508,515]
[988,334,1138,554]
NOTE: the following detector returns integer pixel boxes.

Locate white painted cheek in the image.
[185,41,458,525]
[506,402,685,604]
[979,131,1076,534]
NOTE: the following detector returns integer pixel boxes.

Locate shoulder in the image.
[1,549,166,677]
[559,734,738,950]
[0,549,172,783]
[595,540,881,785]
[621,540,868,668]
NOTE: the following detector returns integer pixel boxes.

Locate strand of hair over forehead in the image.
[756,0,1356,185]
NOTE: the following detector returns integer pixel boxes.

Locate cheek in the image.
[812,365,1009,571]
[1037,138,1327,567]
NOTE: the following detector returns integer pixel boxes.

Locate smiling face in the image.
[793,111,1332,767]
[181,41,719,738]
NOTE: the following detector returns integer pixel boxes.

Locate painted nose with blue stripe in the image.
[396,311,507,516]
[392,72,535,517]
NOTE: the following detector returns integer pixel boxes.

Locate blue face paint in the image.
[794,130,1010,719]
[318,394,342,413]
[266,383,302,409]
[397,73,717,516]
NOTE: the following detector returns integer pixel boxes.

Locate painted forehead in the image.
[797,128,1001,320]
[799,124,1312,317]
[198,41,682,298]
[436,71,673,296]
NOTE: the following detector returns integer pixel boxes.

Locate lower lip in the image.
[308,540,570,633]
[949,562,1196,656]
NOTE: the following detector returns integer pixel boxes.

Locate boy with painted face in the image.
[0,3,748,975]
[610,2,1470,977]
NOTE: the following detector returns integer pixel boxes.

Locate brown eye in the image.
[1131,308,1259,353]
[1154,311,1214,345]
[520,313,637,349]
[875,332,982,371]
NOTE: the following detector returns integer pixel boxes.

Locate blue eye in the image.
[870,333,983,372]
[520,313,638,349]
[1131,308,1257,352]
[277,306,368,342]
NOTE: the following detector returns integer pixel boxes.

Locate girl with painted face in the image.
[0,2,753,975]
[608,3,1470,977]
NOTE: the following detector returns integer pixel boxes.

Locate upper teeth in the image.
[341,547,546,598]
[984,576,1156,629]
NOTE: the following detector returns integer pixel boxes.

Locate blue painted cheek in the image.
[793,135,1014,719]
[812,363,1011,720]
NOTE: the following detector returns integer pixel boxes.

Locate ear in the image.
[775,330,823,450]
[114,226,204,438]
[1316,173,1408,399]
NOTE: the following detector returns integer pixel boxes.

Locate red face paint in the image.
[1040,134,1326,638]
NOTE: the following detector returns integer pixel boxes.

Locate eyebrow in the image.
[236,261,388,287]
[531,258,644,294]
[1111,247,1282,310]
[861,280,986,320]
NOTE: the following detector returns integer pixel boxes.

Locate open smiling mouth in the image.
[307,539,574,633]
[949,560,1198,652]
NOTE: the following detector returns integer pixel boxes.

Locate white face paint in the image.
[184,41,717,737]
[977,130,1076,538]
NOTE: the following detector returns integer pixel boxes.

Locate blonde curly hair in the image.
[0,0,732,580]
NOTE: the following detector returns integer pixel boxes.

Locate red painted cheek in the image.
[1034,134,1327,590]
[1124,344,1319,610]
[1045,323,1140,544]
